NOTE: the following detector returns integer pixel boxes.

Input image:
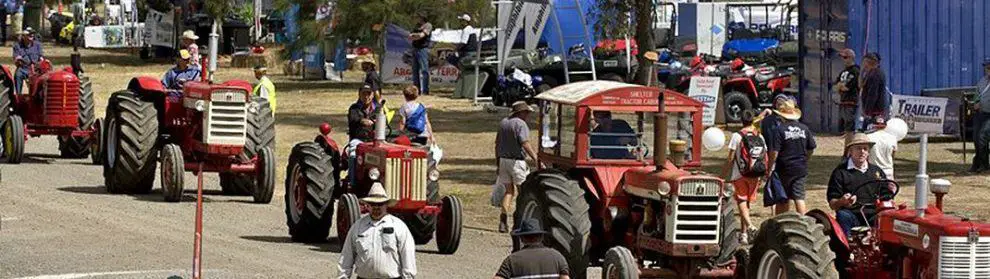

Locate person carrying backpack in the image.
[721,110,766,244]
[398,85,435,145]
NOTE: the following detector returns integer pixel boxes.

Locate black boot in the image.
[498,213,508,233]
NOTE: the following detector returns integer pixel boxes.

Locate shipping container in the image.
[800,0,990,132]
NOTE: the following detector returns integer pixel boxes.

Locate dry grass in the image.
[21,44,990,231]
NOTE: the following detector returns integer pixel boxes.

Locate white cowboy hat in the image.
[458,14,472,22]
[182,30,199,40]
[361,182,395,205]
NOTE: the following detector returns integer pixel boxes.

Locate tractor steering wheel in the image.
[848,178,900,210]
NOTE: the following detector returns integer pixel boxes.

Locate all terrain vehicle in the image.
[0,58,100,164]
[720,65,794,123]
[284,103,462,254]
[101,76,276,203]
[516,80,744,278]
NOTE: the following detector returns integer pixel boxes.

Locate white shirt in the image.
[399,101,430,138]
[867,131,897,178]
[726,128,765,180]
[338,214,416,279]
[847,158,869,173]
[461,25,476,44]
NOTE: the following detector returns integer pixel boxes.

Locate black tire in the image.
[90,118,104,165]
[0,75,12,125]
[160,144,184,202]
[253,147,276,203]
[712,198,741,266]
[3,115,24,164]
[492,88,505,107]
[285,142,336,243]
[104,91,158,194]
[436,195,462,254]
[602,246,638,279]
[748,212,839,279]
[600,73,625,83]
[402,179,441,245]
[723,91,752,124]
[58,75,95,158]
[220,97,276,195]
[513,170,591,279]
[336,193,362,245]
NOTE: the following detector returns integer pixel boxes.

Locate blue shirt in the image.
[4,0,22,13]
[13,41,42,68]
[162,66,202,90]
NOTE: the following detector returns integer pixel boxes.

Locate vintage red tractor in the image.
[749,137,990,278]
[100,76,276,203]
[0,59,101,164]
[283,102,462,254]
[514,80,756,278]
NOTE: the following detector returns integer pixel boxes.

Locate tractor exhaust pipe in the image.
[655,90,667,171]
[916,134,929,217]
[374,100,387,142]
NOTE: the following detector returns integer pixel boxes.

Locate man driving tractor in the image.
[161,49,202,91]
[12,27,42,95]
[826,133,894,236]
[589,111,638,159]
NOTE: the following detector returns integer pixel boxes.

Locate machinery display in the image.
[0,59,100,164]
[284,102,462,254]
[100,76,276,203]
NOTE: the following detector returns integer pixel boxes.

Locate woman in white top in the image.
[398,85,435,145]
[181,30,200,66]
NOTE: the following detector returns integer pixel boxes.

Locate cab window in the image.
[588,110,653,160]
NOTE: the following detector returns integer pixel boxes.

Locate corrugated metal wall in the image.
[800,0,850,132]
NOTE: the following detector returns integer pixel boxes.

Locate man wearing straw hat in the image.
[181,30,200,66]
[764,97,816,215]
[253,65,276,113]
[493,218,570,279]
[826,133,893,236]
[338,183,417,279]
[494,101,540,233]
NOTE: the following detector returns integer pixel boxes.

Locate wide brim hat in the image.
[510,101,534,114]
[511,218,547,236]
[361,182,396,205]
[772,99,802,120]
[182,30,200,40]
[845,133,876,149]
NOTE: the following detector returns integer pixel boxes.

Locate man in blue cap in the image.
[970,58,990,173]
[493,219,570,279]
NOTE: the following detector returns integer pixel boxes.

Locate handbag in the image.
[762,172,788,207]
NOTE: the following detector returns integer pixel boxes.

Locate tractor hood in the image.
[878,206,990,253]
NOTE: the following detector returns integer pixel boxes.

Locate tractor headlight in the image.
[248,102,260,114]
[428,167,441,182]
[657,181,671,196]
[368,167,381,180]
[194,100,206,112]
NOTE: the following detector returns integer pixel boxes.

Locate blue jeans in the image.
[835,209,864,237]
[412,48,429,94]
[14,67,29,95]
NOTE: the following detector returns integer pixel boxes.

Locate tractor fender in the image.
[0,65,14,98]
[722,78,758,98]
[127,76,166,96]
[221,80,254,97]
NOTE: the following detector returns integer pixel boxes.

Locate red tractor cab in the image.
[520,80,745,278]
[100,76,276,203]
[284,102,462,254]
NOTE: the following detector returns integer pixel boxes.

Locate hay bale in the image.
[231,53,269,68]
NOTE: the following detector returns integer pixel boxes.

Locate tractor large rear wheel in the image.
[3,115,24,164]
[748,212,839,279]
[0,75,12,125]
[104,91,158,194]
[220,97,276,195]
[285,142,336,242]
[513,170,591,279]
[58,75,96,158]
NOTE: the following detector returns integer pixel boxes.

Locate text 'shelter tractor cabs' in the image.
[516,80,749,278]
[284,101,462,254]
[100,76,276,203]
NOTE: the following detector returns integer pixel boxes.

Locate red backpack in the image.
[735,130,768,177]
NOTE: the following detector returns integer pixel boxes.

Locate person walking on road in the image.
[859,52,887,131]
[835,48,860,134]
[970,59,990,173]
[5,0,22,41]
[765,98,816,215]
[495,101,540,233]
[721,110,765,244]
[252,65,276,113]
[493,218,570,279]
[338,183,417,279]
[409,13,433,95]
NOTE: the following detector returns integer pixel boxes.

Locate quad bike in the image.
[721,65,795,123]
[0,58,101,164]
[492,68,543,106]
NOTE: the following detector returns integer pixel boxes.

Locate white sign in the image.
[144,10,174,48]
[893,219,919,237]
[688,76,721,126]
[889,95,948,134]
[84,26,127,48]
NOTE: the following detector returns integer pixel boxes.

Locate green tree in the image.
[590,0,654,85]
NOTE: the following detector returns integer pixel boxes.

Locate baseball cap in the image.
[864,52,881,62]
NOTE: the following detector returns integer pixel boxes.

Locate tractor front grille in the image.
[204,95,247,146]
[940,236,990,279]
[44,79,81,117]
[384,157,428,201]
[667,178,721,244]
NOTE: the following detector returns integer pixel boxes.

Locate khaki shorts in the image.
[495,158,529,187]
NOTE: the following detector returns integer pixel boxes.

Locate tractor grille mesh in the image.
[940,236,990,279]
[668,178,721,244]
[44,79,81,116]
[385,157,427,201]
[206,96,247,145]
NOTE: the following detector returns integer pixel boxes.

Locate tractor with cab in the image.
[284,100,462,254]
[0,58,100,164]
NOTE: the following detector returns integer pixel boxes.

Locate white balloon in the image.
[884,118,909,141]
[702,127,726,151]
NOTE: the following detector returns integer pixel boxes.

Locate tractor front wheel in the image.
[220,97,275,195]
[436,195,463,254]
[160,144,184,202]
[103,91,158,194]
[748,212,839,279]
[89,118,104,165]
[602,246,638,279]
[252,147,276,203]
[59,74,96,159]
[513,170,592,279]
[285,142,336,242]
[336,193,361,245]
[713,198,741,267]
[4,115,24,164]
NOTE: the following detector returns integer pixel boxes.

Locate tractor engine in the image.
[627,174,725,257]
[36,70,81,128]
[355,144,432,204]
[181,82,250,154]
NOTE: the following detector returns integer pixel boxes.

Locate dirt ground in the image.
[27,44,990,231]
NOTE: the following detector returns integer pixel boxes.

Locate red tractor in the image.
[720,65,794,123]
[0,59,101,164]
[517,80,749,278]
[100,76,276,203]
[283,102,462,254]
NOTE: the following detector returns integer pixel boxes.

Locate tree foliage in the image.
[592,0,655,84]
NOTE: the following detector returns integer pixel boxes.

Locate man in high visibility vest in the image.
[253,65,276,113]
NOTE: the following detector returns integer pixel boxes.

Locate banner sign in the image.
[497,0,550,73]
[889,95,948,134]
[382,24,459,85]
[144,9,174,48]
[523,1,551,51]
[688,76,721,126]
[85,25,127,48]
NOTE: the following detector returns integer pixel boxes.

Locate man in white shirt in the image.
[338,183,416,279]
[866,129,897,179]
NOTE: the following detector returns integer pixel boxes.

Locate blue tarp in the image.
[539,0,598,55]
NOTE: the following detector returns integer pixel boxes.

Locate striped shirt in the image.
[337,215,416,279]
[496,244,568,279]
